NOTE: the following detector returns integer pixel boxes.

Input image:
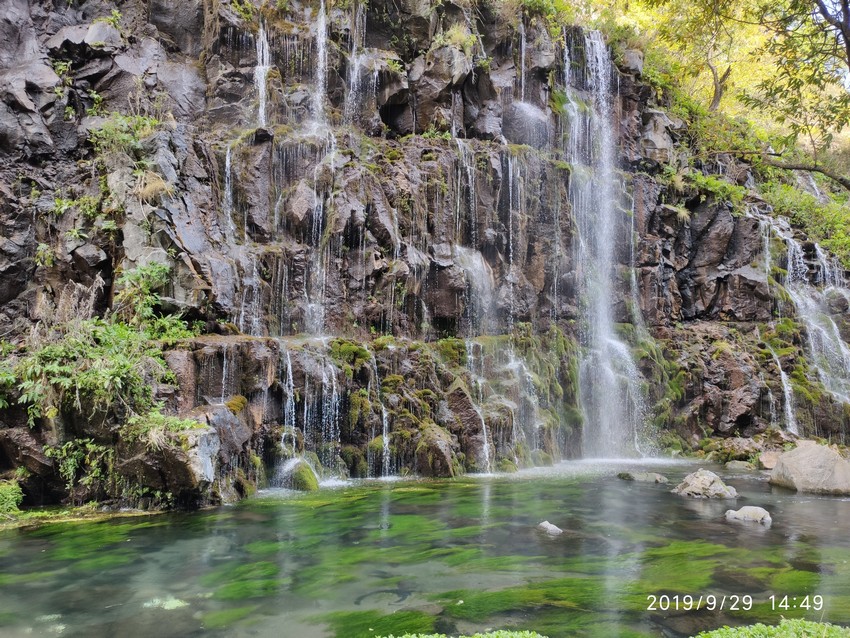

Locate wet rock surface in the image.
[673,469,738,499]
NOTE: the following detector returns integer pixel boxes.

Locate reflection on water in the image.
[1,460,849,638]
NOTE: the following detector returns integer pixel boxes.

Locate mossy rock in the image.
[290,462,319,491]
[531,450,553,466]
[415,423,458,478]
[496,458,518,473]
[382,374,405,392]
[225,395,248,414]
[435,337,467,367]
[329,338,371,370]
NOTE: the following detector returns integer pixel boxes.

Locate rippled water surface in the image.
[1,460,849,637]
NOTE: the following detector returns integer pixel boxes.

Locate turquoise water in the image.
[1,460,849,637]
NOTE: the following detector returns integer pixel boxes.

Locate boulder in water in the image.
[289,460,319,491]
[725,506,772,526]
[673,469,737,498]
[769,441,850,495]
[617,471,669,483]
[537,521,563,536]
[725,460,755,471]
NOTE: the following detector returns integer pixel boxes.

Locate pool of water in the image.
[1,459,849,637]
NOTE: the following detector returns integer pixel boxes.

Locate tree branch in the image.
[762,158,850,192]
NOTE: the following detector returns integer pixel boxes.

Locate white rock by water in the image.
[537,521,563,536]
[672,469,737,499]
[725,506,772,527]
[769,441,850,495]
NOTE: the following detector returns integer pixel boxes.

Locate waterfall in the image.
[223,146,238,238]
[781,230,850,404]
[566,31,647,458]
[368,354,393,477]
[767,344,799,435]
[380,403,391,477]
[518,20,527,102]
[505,151,518,330]
[238,256,263,336]
[466,340,492,473]
[319,359,341,470]
[282,350,297,456]
[455,139,477,245]
[220,343,233,403]
[254,20,272,127]
[454,246,497,336]
[759,214,850,406]
[312,0,328,126]
[305,179,329,334]
[343,1,370,124]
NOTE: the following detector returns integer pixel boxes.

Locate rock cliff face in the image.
[1,0,849,507]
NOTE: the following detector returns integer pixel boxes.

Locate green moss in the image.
[340,445,368,478]
[202,605,258,629]
[769,568,821,593]
[348,388,370,428]
[214,578,281,600]
[291,462,319,491]
[496,458,518,473]
[330,339,370,366]
[318,610,436,638]
[435,338,467,366]
[226,395,248,414]
[382,374,405,392]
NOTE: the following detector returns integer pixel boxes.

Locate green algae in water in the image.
[3,464,850,636]
[202,604,259,629]
[244,540,286,556]
[318,609,436,638]
[215,578,284,600]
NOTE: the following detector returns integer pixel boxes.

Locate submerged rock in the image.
[617,471,669,483]
[725,506,772,526]
[673,469,737,499]
[725,460,755,471]
[537,521,563,536]
[769,441,850,495]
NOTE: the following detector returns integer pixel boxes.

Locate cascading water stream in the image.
[254,20,272,127]
[368,354,393,477]
[312,0,328,127]
[454,246,497,336]
[465,340,492,473]
[756,213,850,407]
[769,344,799,435]
[281,350,297,456]
[565,31,648,457]
[220,343,231,404]
[319,358,341,470]
[223,145,239,238]
[343,1,371,124]
[518,20,527,102]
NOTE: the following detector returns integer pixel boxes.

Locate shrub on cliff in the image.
[0,480,23,516]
